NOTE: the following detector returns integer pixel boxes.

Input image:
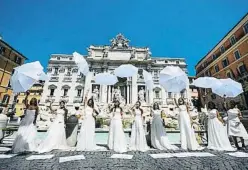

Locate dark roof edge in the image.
[195,12,248,67]
[0,39,28,60]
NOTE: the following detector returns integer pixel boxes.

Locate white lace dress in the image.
[129,109,149,151]
[227,108,248,139]
[108,108,127,153]
[11,109,37,153]
[207,109,236,151]
[77,106,97,151]
[37,109,68,153]
[179,105,203,150]
[151,109,178,150]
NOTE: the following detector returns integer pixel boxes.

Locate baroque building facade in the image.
[195,13,248,110]
[40,34,189,114]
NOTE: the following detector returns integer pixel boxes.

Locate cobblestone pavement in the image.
[1,148,248,170]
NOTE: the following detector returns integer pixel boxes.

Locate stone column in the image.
[161,88,166,105]
[127,85,130,104]
[131,75,138,104]
[107,86,111,103]
[101,85,107,103]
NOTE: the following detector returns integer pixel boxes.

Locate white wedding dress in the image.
[207,109,236,151]
[12,109,37,153]
[151,109,178,150]
[179,105,203,150]
[129,109,149,152]
[77,106,97,151]
[37,109,68,153]
[108,108,127,153]
[227,108,248,139]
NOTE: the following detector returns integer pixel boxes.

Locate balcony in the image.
[61,96,69,102]
[76,77,84,83]
[49,77,59,82]
[153,98,162,105]
[63,77,72,82]
[73,96,82,103]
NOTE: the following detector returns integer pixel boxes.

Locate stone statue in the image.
[93,86,99,102]
[138,87,145,102]
[110,33,130,49]
[103,49,108,58]
[112,87,121,102]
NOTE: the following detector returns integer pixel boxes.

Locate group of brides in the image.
[11,90,248,154]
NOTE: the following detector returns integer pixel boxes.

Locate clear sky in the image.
[1,0,248,75]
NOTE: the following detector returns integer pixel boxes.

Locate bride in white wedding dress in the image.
[77,90,99,151]
[108,100,127,153]
[151,102,178,150]
[129,101,149,152]
[12,92,38,153]
[207,101,236,151]
[175,98,203,150]
[37,100,69,153]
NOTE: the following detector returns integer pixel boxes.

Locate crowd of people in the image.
[10,90,248,154]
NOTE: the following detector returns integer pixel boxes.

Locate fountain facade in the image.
[37,34,202,136]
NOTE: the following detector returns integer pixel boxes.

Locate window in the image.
[244,22,248,34]
[230,35,236,45]
[63,89,68,96]
[2,95,10,104]
[234,50,241,60]
[54,67,59,75]
[16,99,19,103]
[176,60,179,64]
[205,70,211,76]
[57,57,60,60]
[15,56,22,65]
[154,71,158,78]
[155,91,159,98]
[222,58,229,68]
[77,89,82,97]
[7,80,11,87]
[212,54,217,60]
[214,65,219,72]
[226,71,233,78]
[0,46,5,54]
[50,89,55,96]
[220,45,225,53]
[238,64,247,74]
[168,92,172,98]
[67,68,72,76]
[211,94,216,99]
[164,60,168,63]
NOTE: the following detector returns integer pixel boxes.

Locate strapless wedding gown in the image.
[77,106,97,151]
[207,109,235,151]
[37,109,68,153]
[130,109,149,151]
[179,105,203,150]
[151,109,178,150]
[108,108,127,153]
[12,109,37,153]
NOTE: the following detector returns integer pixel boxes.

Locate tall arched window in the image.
[48,84,57,96]
[62,85,70,97]
[2,94,10,104]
